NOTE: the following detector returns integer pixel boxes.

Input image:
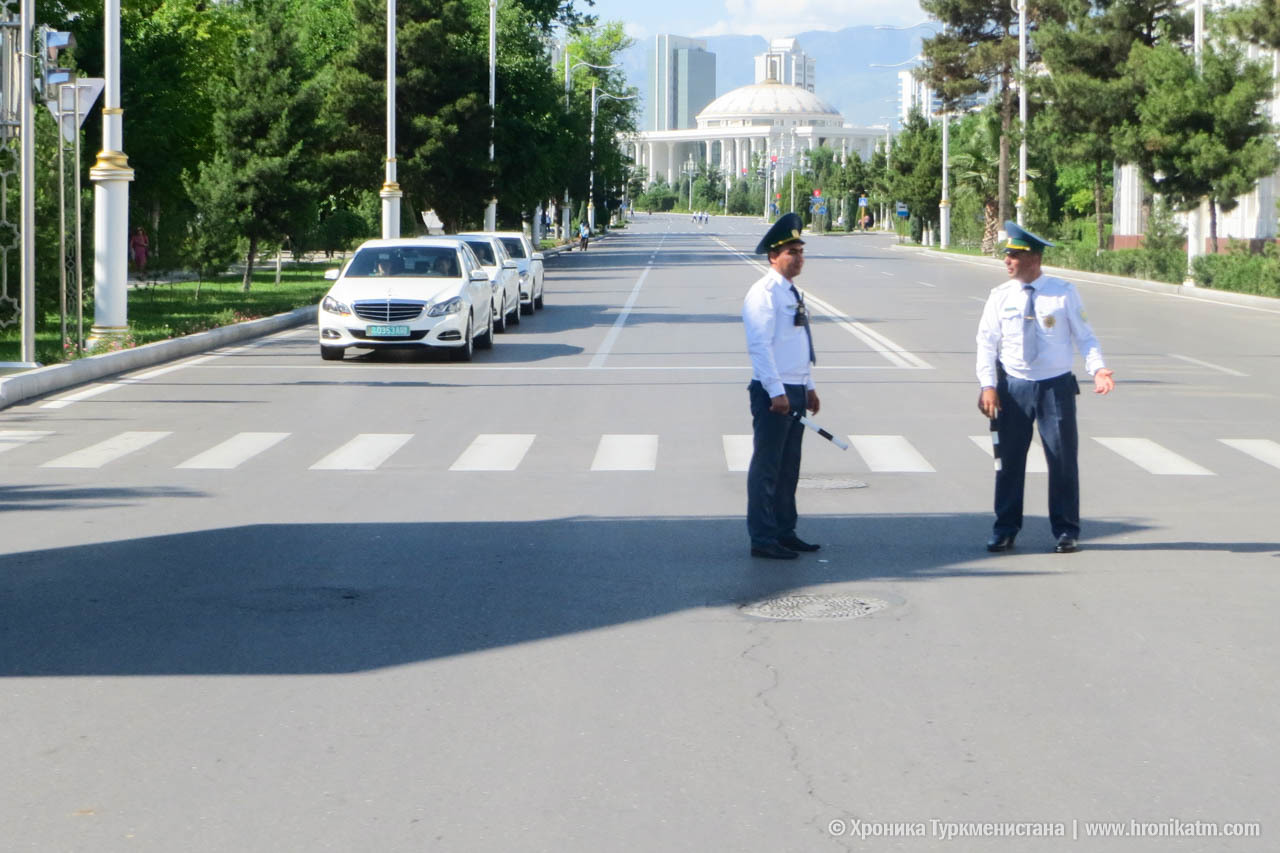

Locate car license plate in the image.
[368,324,410,337]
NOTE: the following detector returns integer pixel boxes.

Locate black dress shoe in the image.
[779,535,820,552]
[986,533,1016,552]
[1054,535,1078,553]
[751,542,798,559]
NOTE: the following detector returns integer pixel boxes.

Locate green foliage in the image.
[1192,242,1280,295]
[886,112,942,234]
[184,0,323,289]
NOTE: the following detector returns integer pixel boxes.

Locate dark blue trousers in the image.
[994,371,1080,539]
[747,381,807,546]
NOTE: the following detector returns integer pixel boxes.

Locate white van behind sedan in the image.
[317,238,495,362]
[462,231,545,315]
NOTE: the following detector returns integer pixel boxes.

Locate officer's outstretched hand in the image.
[1094,369,1115,395]
[769,394,790,415]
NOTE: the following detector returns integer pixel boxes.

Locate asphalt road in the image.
[2,213,1278,852]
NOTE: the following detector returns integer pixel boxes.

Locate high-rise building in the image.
[648,35,717,131]
[753,38,816,92]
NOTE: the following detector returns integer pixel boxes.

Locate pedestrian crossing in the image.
[5,428,1280,477]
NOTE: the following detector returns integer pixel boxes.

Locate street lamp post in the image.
[588,84,635,232]
[1185,0,1205,282]
[484,0,497,231]
[564,51,618,239]
[1015,0,1028,226]
[380,0,401,238]
[88,0,133,346]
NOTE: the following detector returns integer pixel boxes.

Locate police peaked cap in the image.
[1002,220,1054,254]
[756,212,806,255]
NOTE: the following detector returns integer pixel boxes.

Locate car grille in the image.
[353,300,425,322]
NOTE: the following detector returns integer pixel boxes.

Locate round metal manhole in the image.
[740,593,889,621]
[797,476,868,490]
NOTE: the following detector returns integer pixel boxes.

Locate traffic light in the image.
[38,28,76,100]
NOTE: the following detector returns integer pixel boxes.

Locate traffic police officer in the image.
[744,213,821,559]
[976,221,1116,553]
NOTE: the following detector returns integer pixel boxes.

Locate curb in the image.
[0,305,317,411]
[892,243,1280,313]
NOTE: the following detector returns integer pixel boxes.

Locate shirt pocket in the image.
[999,307,1024,336]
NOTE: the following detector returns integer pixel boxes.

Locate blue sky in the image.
[581,0,929,40]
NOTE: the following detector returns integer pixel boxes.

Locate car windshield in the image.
[499,237,526,258]
[463,240,496,266]
[346,246,461,278]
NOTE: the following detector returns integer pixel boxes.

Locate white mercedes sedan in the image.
[464,231,545,315]
[317,238,495,361]
[448,234,522,333]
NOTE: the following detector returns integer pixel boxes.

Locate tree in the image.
[1115,35,1280,253]
[185,0,322,289]
[950,110,1003,251]
[1034,0,1189,250]
[887,112,943,238]
[919,0,1066,228]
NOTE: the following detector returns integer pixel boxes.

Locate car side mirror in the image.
[502,260,517,270]
[469,269,490,282]
[531,252,545,262]
[324,268,340,281]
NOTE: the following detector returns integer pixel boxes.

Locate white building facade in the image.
[754,38,816,92]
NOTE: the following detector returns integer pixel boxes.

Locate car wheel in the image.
[320,345,344,361]
[509,293,521,325]
[476,304,494,350]
[494,298,508,333]
[534,281,544,310]
[450,313,474,362]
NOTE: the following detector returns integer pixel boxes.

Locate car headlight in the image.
[428,296,464,316]
[322,295,351,316]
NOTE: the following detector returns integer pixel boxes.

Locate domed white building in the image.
[626,76,887,189]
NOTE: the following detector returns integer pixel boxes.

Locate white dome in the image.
[696,80,841,125]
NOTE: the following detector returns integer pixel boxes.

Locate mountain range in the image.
[621,26,930,131]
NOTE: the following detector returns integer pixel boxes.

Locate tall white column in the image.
[89,0,134,344]
[666,142,675,185]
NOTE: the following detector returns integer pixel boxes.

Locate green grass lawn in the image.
[0,263,333,365]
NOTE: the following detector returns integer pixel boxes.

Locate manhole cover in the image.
[797,476,868,490]
[740,594,888,621]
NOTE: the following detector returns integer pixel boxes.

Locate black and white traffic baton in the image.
[989,413,1001,471]
[792,411,849,450]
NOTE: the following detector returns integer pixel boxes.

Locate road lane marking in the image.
[42,431,172,468]
[310,433,412,470]
[590,232,668,369]
[1218,439,1280,470]
[42,382,123,409]
[591,434,658,471]
[1167,353,1248,377]
[1092,437,1214,475]
[0,430,52,454]
[713,237,932,370]
[177,432,290,469]
[449,434,535,471]
[917,281,936,287]
[849,435,935,472]
[970,435,1048,473]
[722,435,753,471]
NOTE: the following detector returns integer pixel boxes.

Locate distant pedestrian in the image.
[129,226,149,274]
[578,221,590,251]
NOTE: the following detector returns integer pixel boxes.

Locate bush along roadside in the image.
[1191,243,1280,298]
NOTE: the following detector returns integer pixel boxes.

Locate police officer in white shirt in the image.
[743,213,821,560]
[977,221,1116,554]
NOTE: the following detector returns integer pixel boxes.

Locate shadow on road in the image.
[0,512,1181,677]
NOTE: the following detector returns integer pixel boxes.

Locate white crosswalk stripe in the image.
[1092,437,1215,475]
[310,434,412,470]
[970,435,1048,473]
[0,430,52,454]
[1218,438,1280,470]
[449,434,535,471]
[42,431,172,468]
[849,434,935,472]
[722,435,753,472]
[177,432,291,469]
[591,434,658,471]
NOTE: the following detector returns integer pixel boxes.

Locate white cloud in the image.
[697,0,927,39]
[622,21,651,41]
